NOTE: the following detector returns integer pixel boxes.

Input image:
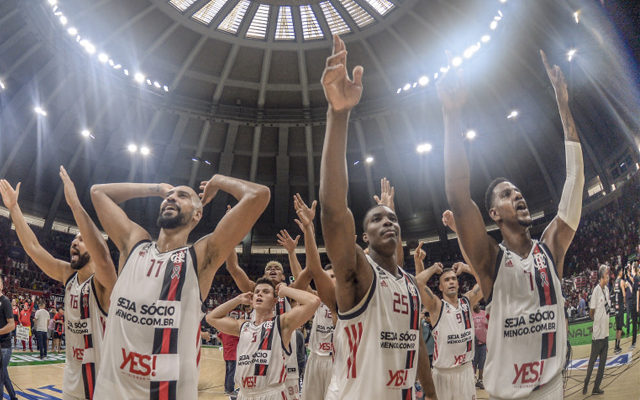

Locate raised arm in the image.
[319,35,369,312]
[453,262,483,306]
[278,284,321,345]
[60,166,117,307]
[0,180,70,283]
[414,242,426,275]
[224,249,255,293]
[194,175,270,298]
[90,183,162,261]
[294,194,337,314]
[206,293,252,336]
[277,230,303,280]
[374,178,404,266]
[437,56,498,299]
[539,50,584,278]
[415,262,443,316]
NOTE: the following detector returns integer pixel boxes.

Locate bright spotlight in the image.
[140,147,150,155]
[163,86,169,92]
[81,130,90,137]
[80,40,96,54]
[127,144,138,153]
[146,79,152,86]
[67,27,77,35]
[466,130,477,139]
[134,73,145,83]
[153,81,161,88]
[481,35,490,43]
[0,81,5,90]
[418,76,429,86]
[365,156,374,163]
[124,69,130,76]
[98,53,109,63]
[34,107,47,116]
[113,64,121,70]
[439,66,449,73]
[416,143,432,153]
[396,88,402,94]
[59,16,67,25]
[451,57,462,67]
[403,83,411,91]
[48,0,57,5]
[573,11,580,24]
[499,0,506,3]
[490,21,498,30]
[463,46,476,59]
[507,110,518,119]
[567,49,576,61]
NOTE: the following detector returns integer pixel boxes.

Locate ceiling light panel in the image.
[338,0,375,28]
[218,0,251,34]
[275,6,295,40]
[169,0,198,12]
[192,0,229,25]
[300,5,324,40]
[246,4,270,39]
[364,0,395,16]
[319,1,351,35]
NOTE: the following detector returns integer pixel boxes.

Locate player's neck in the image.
[157,228,190,252]
[254,311,272,325]
[77,264,95,283]
[500,227,533,258]
[443,294,459,307]
[368,250,400,277]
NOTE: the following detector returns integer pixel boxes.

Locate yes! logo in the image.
[120,349,157,377]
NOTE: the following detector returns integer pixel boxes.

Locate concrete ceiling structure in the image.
[0,0,639,251]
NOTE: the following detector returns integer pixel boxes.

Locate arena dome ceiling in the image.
[0,0,639,250]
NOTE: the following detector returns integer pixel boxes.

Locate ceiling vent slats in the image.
[319,1,351,35]
[218,0,251,34]
[192,0,229,25]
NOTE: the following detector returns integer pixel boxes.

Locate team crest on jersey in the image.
[82,282,90,295]
[171,251,186,264]
[461,302,468,312]
[407,282,418,297]
[533,252,548,270]
[264,320,274,329]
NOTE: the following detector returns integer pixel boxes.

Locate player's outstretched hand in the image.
[321,34,363,112]
[0,180,20,210]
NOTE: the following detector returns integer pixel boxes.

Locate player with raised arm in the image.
[319,34,436,400]
[415,260,482,400]
[0,166,117,400]
[438,49,584,399]
[206,280,320,400]
[90,174,269,399]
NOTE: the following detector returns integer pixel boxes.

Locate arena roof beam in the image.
[212,44,240,103]
[274,125,290,228]
[353,121,376,205]
[140,22,180,64]
[0,25,29,55]
[209,121,240,223]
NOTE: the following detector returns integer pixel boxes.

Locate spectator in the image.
[34,301,49,359]
[18,295,35,352]
[0,279,17,400]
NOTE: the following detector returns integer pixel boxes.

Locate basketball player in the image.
[90,175,269,399]
[0,166,117,400]
[439,49,584,399]
[613,267,626,354]
[319,34,437,400]
[415,261,483,400]
[289,193,337,400]
[206,279,320,400]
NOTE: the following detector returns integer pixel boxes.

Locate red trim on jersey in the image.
[83,364,95,399]
[345,322,363,379]
[279,363,287,383]
[158,381,169,400]
[546,331,555,359]
[161,329,172,354]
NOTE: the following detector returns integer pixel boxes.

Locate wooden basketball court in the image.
[5,336,639,399]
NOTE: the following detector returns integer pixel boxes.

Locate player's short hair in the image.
[254,277,276,295]
[362,204,394,231]
[485,177,509,214]
[438,267,456,283]
[264,261,284,273]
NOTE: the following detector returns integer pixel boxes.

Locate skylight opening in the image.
[169,0,198,12]
[363,0,395,16]
[218,0,250,34]
[319,1,351,35]
[192,0,229,25]
[338,0,375,28]
[300,5,324,40]
[275,6,295,40]
[246,4,270,39]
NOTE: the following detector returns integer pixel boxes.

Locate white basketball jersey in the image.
[251,295,299,398]
[64,273,107,399]
[333,255,421,400]
[432,296,474,369]
[235,316,289,396]
[95,241,204,400]
[485,241,566,398]
[308,302,334,357]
